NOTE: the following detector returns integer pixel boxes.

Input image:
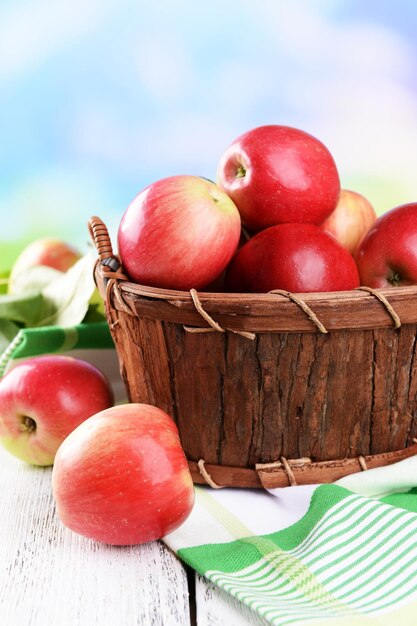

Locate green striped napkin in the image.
[164,457,417,625]
[0,322,126,402]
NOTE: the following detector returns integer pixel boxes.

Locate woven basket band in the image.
[189,441,417,489]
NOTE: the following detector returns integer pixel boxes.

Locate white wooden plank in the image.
[196,574,268,626]
[0,448,191,626]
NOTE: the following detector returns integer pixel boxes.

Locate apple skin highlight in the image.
[117,175,241,290]
[226,223,360,294]
[217,125,341,231]
[355,202,417,288]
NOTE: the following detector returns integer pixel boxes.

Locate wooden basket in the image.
[89,216,417,489]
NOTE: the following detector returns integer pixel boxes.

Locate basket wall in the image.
[109,306,417,468]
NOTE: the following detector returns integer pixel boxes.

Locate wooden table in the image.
[0,447,264,625]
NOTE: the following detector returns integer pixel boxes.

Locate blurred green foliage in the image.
[1,241,28,274]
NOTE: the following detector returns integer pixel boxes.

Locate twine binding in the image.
[190,289,224,332]
[358,455,368,471]
[254,452,376,489]
[197,459,223,489]
[187,289,256,340]
[191,441,417,489]
[280,456,297,486]
[268,290,328,334]
[255,457,312,488]
[355,286,401,328]
[187,289,328,337]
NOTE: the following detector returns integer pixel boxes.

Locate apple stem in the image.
[20,416,36,433]
[241,226,251,242]
[235,164,246,178]
[389,271,401,286]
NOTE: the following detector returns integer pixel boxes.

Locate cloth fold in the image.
[164,456,417,625]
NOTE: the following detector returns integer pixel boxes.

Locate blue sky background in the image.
[1,0,417,258]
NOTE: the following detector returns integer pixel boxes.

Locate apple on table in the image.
[52,403,195,546]
[0,355,114,465]
[9,238,81,294]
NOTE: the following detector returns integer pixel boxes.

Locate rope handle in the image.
[88,216,114,261]
[88,216,129,281]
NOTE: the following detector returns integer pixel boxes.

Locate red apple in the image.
[9,238,81,293]
[321,189,377,255]
[225,223,360,293]
[0,356,114,465]
[117,175,241,290]
[52,403,195,546]
[217,125,340,231]
[355,202,417,287]
[203,228,252,292]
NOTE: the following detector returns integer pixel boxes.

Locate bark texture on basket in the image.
[88,216,417,486]
[107,296,417,467]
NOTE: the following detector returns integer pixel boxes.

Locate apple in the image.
[117,175,241,290]
[203,228,252,292]
[321,189,377,255]
[225,223,360,293]
[0,356,114,466]
[217,125,340,231]
[9,238,81,293]
[52,403,195,546]
[355,202,417,287]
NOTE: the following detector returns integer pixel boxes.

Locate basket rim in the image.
[96,264,417,333]
[89,215,417,334]
[117,278,417,303]
[89,214,417,304]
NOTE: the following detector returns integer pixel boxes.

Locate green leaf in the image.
[89,285,105,317]
[0,291,46,326]
[0,253,99,330]
[83,303,106,324]
[36,252,97,328]
[9,265,64,295]
[0,271,9,295]
[0,319,20,353]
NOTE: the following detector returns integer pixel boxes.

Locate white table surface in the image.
[0,446,264,626]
